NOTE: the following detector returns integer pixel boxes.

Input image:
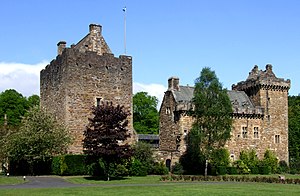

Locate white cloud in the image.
[0,61,48,97]
[133,82,167,109]
[0,61,167,108]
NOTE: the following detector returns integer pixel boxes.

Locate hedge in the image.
[52,154,87,175]
[160,174,300,184]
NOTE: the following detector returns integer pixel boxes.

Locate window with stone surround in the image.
[242,126,248,138]
[254,127,259,139]
[166,107,171,114]
[275,135,280,143]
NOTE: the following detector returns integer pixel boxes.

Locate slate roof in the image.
[171,87,256,110]
[138,134,159,140]
[227,90,255,109]
[173,86,194,103]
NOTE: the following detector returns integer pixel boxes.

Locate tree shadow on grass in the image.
[83,176,129,181]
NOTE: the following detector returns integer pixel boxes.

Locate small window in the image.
[242,126,248,138]
[96,98,102,107]
[254,127,259,139]
[176,144,180,151]
[184,130,187,136]
[166,107,171,114]
[275,135,280,143]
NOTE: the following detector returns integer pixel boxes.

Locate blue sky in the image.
[0,0,299,104]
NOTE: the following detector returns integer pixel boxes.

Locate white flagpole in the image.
[123,6,127,55]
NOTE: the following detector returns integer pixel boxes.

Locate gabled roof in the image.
[227,90,255,109]
[173,86,194,103]
[169,87,261,114]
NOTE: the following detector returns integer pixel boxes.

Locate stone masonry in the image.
[40,24,135,154]
[159,65,290,166]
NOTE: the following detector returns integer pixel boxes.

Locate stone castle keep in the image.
[40,24,290,165]
[40,24,134,153]
[159,64,290,166]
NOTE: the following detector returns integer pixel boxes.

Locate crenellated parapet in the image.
[232,64,290,92]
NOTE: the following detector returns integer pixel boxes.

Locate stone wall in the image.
[40,24,134,154]
[159,65,290,166]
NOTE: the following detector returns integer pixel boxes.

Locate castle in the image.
[40,24,134,153]
[158,64,290,168]
[40,24,291,167]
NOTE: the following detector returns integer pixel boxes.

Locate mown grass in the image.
[0,176,24,185]
[0,182,300,196]
[65,175,161,184]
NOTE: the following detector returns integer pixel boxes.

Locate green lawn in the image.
[0,182,300,196]
[64,175,161,184]
[0,176,24,185]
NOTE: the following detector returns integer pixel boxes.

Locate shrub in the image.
[227,167,238,175]
[259,166,271,175]
[210,148,230,168]
[171,162,184,175]
[277,160,289,173]
[129,159,147,176]
[51,155,87,175]
[249,166,259,174]
[261,150,278,173]
[233,160,250,174]
[217,166,227,175]
[150,162,169,175]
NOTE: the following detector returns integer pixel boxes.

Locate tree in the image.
[27,94,40,108]
[185,67,233,175]
[0,89,29,126]
[1,106,71,174]
[83,102,132,180]
[288,95,300,172]
[133,92,159,134]
[131,142,154,175]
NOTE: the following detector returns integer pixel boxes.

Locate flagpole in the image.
[123,6,127,55]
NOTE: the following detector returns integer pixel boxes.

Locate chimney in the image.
[168,77,180,91]
[57,41,66,55]
[89,24,102,36]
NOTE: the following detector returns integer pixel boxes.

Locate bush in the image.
[259,166,271,175]
[114,164,129,176]
[217,166,227,175]
[277,160,289,173]
[226,167,238,175]
[233,160,250,174]
[210,148,230,168]
[129,159,147,176]
[261,150,278,173]
[171,162,184,175]
[249,166,259,174]
[150,162,168,175]
[51,155,87,175]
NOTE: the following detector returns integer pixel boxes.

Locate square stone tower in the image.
[40,24,135,154]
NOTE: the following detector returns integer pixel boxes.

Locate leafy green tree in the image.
[0,89,29,126]
[288,95,300,172]
[2,106,71,174]
[182,67,232,175]
[83,102,132,180]
[133,92,159,134]
[27,94,40,108]
[261,149,278,173]
[191,67,233,158]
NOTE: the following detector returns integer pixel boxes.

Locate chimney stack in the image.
[57,41,66,55]
[168,77,180,91]
[89,24,102,36]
